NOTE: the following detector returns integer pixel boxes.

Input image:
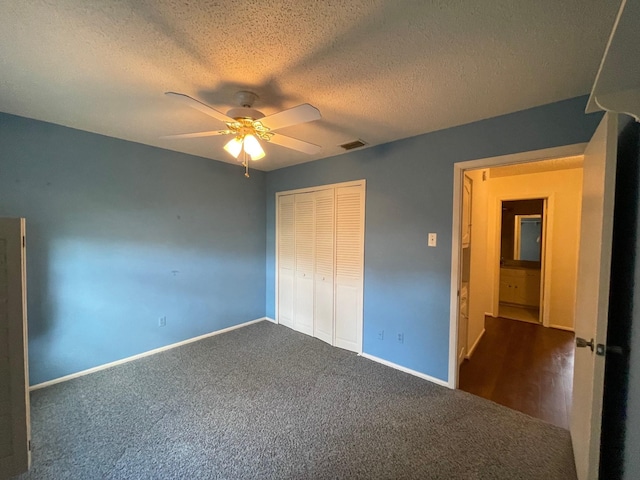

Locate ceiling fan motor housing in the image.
[235,91,257,107]
[227,91,264,121]
[226,107,265,121]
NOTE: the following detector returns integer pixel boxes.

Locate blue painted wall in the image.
[0,112,266,385]
[265,96,603,382]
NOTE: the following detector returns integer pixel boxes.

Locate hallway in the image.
[459,316,575,429]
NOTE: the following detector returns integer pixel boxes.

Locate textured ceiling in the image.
[0,0,620,171]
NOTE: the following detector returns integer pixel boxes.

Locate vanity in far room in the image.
[499,262,541,309]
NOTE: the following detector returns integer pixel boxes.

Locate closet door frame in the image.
[275,179,366,353]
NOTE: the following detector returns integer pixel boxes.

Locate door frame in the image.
[513,214,543,261]
[491,193,552,327]
[0,218,30,477]
[448,143,587,388]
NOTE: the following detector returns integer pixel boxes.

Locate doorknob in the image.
[576,337,594,352]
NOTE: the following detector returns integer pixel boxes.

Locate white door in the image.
[0,218,30,478]
[334,185,365,352]
[294,192,315,336]
[277,195,295,329]
[571,113,618,480]
[457,284,468,366]
[461,175,472,247]
[458,174,472,366]
[314,189,335,345]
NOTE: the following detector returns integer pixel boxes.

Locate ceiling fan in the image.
[163,91,322,177]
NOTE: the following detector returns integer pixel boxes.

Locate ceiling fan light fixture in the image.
[223,136,243,158]
[243,134,265,160]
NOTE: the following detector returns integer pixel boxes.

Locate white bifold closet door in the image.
[293,192,315,336]
[277,195,295,329]
[334,185,364,352]
[313,189,335,345]
[276,181,364,353]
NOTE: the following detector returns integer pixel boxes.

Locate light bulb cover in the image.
[223,136,243,158]
[243,134,265,161]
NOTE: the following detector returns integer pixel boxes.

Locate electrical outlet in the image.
[159,316,167,327]
[428,233,437,247]
[397,332,404,343]
[378,330,384,340]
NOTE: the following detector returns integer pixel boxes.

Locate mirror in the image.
[514,214,542,261]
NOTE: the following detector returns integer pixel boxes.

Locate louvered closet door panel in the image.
[277,195,295,328]
[334,185,364,352]
[294,192,315,336]
[314,189,334,345]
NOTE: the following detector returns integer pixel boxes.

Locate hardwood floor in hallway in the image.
[459,316,575,429]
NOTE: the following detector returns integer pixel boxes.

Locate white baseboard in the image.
[465,328,486,359]
[359,353,450,388]
[30,317,271,391]
[264,317,277,323]
[549,324,575,332]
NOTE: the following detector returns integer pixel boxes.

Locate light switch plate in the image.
[428,233,437,247]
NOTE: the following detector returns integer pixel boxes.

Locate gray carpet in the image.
[15,321,577,479]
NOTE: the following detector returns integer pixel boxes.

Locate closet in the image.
[276,181,365,353]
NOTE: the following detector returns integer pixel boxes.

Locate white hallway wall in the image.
[466,166,583,351]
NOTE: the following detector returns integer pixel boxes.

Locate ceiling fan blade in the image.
[269,133,321,155]
[259,104,321,131]
[165,92,235,124]
[160,130,230,140]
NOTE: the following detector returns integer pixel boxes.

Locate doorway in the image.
[448,145,585,428]
[449,114,620,479]
[498,198,545,325]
